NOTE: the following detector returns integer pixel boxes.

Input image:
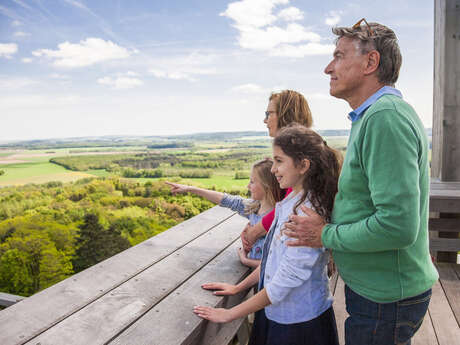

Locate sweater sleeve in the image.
[322,110,422,253]
[261,188,293,231]
[219,194,250,219]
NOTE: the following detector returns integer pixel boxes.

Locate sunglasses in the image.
[265,111,276,120]
[352,18,375,36]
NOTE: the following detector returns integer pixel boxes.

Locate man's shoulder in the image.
[367,94,411,115]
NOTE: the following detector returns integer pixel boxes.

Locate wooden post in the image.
[432,0,460,263]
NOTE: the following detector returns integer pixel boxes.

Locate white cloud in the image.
[0,94,81,108]
[32,38,133,68]
[238,23,320,50]
[271,42,335,57]
[325,11,341,26]
[220,0,288,28]
[278,7,303,21]
[231,83,267,94]
[50,73,69,79]
[97,76,143,89]
[11,20,22,26]
[0,43,18,58]
[22,57,32,63]
[221,0,332,57]
[0,77,37,89]
[149,52,217,82]
[14,31,30,37]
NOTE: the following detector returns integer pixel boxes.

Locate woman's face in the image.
[264,99,278,137]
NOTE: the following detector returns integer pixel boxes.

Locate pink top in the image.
[261,188,293,231]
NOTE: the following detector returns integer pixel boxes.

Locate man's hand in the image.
[283,205,326,248]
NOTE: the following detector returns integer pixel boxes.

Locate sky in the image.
[0,0,434,141]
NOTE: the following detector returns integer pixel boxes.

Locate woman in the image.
[241,89,313,254]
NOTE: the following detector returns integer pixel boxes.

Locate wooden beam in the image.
[432,0,460,181]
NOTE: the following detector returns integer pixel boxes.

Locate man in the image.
[283,19,439,345]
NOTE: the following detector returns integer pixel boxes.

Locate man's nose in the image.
[324,61,333,74]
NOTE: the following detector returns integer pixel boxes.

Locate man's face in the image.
[324,37,368,101]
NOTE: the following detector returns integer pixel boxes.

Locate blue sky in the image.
[0,0,434,141]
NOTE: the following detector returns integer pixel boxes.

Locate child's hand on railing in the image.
[237,247,250,266]
[193,305,235,323]
[201,282,239,296]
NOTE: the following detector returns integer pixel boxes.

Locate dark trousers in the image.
[248,307,339,345]
[345,285,432,345]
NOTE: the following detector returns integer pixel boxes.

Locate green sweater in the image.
[322,94,438,303]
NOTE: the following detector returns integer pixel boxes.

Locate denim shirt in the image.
[259,191,333,324]
[348,86,402,122]
[220,194,268,260]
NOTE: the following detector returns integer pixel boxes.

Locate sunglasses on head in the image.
[352,18,375,36]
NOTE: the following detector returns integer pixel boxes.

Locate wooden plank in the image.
[429,238,460,252]
[427,279,460,345]
[0,206,234,345]
[436,263,460,326]
[430,181,460,191]
[412,312,439,345]
[24,214,248,345]
[0,293,25,308]
[332,277,347,345]
[109,240,251,345]
[429,218,460,232]
[429,198,460,213]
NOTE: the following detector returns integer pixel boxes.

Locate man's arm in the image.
[285,111,423,253]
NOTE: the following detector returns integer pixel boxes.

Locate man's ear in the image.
[300,159,310,174]
[364,50,380,75]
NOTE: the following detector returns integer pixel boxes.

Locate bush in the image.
[234,171,249,179]
[0,170,4,176]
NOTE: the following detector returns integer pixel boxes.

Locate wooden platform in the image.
[1,183,460,344]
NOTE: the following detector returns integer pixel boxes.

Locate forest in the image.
[0,177,223,297]
[0,133,350,298]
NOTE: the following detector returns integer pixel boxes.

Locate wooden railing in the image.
[0,181,459,345]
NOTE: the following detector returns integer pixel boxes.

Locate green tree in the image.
[73,214,130,272]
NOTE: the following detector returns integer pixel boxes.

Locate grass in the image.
[129,173,250,191]
[0,162,98,186]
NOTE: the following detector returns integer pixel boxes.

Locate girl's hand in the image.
[193,306,234,323]
[237,247,250,266]
[165,181,191,195]
[201,282,239,296]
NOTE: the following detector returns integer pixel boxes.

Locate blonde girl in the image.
[166,158,282,268]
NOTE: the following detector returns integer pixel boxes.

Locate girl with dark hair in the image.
[194,124,341,345]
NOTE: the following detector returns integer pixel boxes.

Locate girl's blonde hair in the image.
[273,124,342,222]
[244,158,283,215]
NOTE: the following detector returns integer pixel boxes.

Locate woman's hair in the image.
[245,158,283,215]
[269,90,313,129]
[273,124,342,222]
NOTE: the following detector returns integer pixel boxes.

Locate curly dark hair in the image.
[273,124,342,222]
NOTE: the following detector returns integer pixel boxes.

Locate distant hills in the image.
[0,129,432,149]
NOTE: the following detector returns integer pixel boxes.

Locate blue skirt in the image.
[248,307,339,345]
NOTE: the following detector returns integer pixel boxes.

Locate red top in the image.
[261,187,293,231]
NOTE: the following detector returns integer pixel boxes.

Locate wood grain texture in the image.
[428,279,460,345]
[436,263,460,326]
[24,213,248,345]
[109,240,250,345]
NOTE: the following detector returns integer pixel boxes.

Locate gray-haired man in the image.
[284,19,438,345]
